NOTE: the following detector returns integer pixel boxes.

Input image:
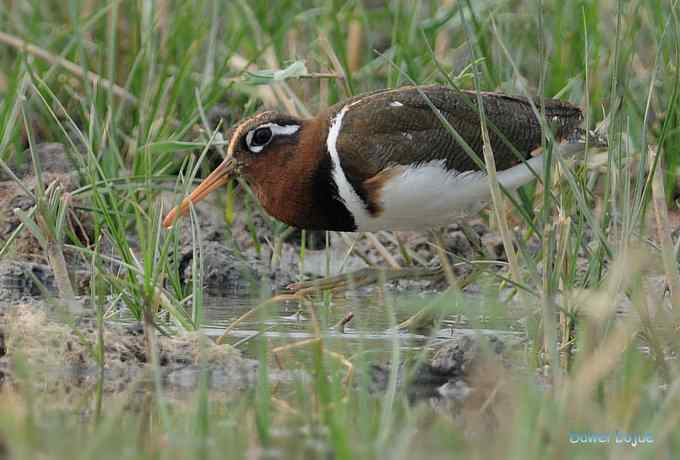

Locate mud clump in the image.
[0,303,258,396]
[0,261,90,304]
[178,240,257,295]
[0,143,91,262]
[366,335,515,435]
[368,335,510,410]
[0,143,75,180]
[0,143,96,302]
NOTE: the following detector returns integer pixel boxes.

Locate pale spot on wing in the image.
[390,101,404,107]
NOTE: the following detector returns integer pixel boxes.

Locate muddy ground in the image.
[0,300,512,426]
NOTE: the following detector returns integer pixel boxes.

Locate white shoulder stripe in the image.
[326,105,371,227]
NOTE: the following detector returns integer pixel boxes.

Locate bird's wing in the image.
[333,85,583,185]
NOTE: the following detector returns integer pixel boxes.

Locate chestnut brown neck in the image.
[242,117,356,231]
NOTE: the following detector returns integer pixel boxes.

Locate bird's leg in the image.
[394,228,487,335]
[459,221,493,259]
[396,228,462,332]
[430,228,458,288]
[286,223,492,295]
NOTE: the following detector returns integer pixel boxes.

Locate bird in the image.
[163,85,593,237]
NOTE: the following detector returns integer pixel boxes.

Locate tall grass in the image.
[0,0,679,458]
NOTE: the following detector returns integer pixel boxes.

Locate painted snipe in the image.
[163,85,598,290]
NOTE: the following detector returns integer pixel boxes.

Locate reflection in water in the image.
[200,290,524,364]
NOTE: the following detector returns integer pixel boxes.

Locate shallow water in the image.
[200,289,526,364]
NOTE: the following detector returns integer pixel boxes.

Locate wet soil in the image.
[0,300,515,413]
[0,143,85,262]
[367,334,510,404]
[0,302,258,394]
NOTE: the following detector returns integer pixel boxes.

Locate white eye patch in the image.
[245,123,300,153]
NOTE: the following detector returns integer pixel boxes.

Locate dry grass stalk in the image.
[157,0,169,56]
[273,339,353,387]
[216,293,304,345]
[287,29,298,60]
[347,18,363,73]
[434,0,457,61]
[318,32,351,97]
[477,106,524,298]
[570,319,639,401]
[365,232,401,270]
[431,229,458,288]
[82,0,96,40]
[0,31,136,103]
[649,145,680,318]
[333,312,354,333]
[272,337,321,354]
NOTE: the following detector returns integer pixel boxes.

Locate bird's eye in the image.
[244,122,300,153]
[251,127,272,147]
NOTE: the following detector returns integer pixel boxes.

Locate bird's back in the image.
[329,85,583,178]
[320,85,584,231]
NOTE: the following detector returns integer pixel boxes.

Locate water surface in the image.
[200,289,526,363]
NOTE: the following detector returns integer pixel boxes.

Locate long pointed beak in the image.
[163,157,237,228]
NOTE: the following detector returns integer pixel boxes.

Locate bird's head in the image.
[162,111,305,228]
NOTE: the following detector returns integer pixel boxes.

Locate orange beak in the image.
[163,157,238,228]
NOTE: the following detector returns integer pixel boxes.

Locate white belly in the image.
[349,157,546,232]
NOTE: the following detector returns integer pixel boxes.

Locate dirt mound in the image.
[0,303,257,395]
